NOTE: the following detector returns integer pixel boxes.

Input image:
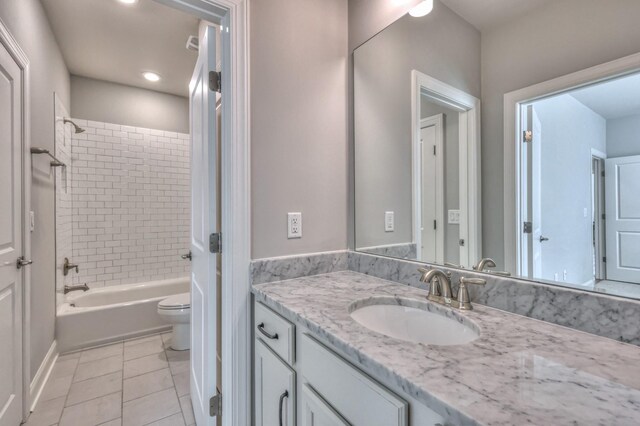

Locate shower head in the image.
[63,118,86,134]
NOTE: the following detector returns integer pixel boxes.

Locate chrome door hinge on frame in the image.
[210,393,222,417]
[209,71,221,93]
[210,233,221,254]
[523,221,532,234]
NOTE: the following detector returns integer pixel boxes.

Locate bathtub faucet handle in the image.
[63,257,79,276]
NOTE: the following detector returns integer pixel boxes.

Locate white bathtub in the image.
[56,277,190,352]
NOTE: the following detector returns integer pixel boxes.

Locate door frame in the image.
[0,16,32,421]
[145,1,251,424]
[417,114,444,263]
[411,70,481,268]
[591,149,607,281]
[503,51,640,275]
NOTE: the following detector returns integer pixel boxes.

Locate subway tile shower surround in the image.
[55,119,190,293]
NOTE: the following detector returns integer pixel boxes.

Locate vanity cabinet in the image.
[253,301,447,426]
[255,339,296,426]
[300,383,349,426]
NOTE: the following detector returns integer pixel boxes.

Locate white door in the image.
[419,114,443,264]
[421,124,437,262]
[0,40,25,426]
[605,155,640,284]
[190,24,219,426]
[521,105,543,278]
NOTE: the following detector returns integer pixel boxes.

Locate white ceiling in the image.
[570,73,640,120]
[41,0,199,97]
[440,0,555,31]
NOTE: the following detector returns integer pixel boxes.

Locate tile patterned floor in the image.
[25,333,194,426]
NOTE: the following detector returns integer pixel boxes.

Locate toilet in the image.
[157,292,191,350]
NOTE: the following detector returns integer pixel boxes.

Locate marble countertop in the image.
[252,271,640,426]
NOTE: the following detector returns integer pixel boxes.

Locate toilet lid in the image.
[159,292,191,310]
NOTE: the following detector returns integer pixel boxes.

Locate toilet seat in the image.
[158,292,190,310]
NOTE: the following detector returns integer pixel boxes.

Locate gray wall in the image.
[353,5,480,249]
[0,0,70,379]
[481,0,640,269]
[607,113,640,158]
[348,0,421,51]
[70,75,189,133]
[535,94,606,284]
[250,0,348,259]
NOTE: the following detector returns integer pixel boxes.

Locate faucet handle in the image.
[457,277,486,310]
[417,267,430,282]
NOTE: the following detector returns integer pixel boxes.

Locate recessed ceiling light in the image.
[142,72,161,82]
[118,0,138,4]
[409,0,434,17]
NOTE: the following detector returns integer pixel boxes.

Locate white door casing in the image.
[411,70,481,268]
[419,115,444,263]
[190,24,219,426]
[605,155,640,284]
[0,32,25,426]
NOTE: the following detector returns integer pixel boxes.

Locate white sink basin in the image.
[350,300,479,346]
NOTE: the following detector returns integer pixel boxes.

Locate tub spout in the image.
[64,284,89,294]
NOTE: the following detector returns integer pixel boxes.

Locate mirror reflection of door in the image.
[518,71,640,297]
[420,114,442,263]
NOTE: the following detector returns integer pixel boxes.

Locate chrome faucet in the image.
[473,257,511,276]
[64,283,89,294]
[63,257,79,276]
[418,267,486,310]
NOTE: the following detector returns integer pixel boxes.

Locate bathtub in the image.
[56,277,190,352]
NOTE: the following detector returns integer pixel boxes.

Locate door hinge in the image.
[209,233,221,253]
[601,170,605,177]
[523,221,532,234]
[603,256,607,263]
[523,130,533,143]
[209,71,221,93]
[433,220,437,230]
[210,393,222,417]
[433,145,436,155]
[602,213,606,220]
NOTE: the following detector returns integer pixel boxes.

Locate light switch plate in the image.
[448,209,460,225]
[288,212,302,239]
[385,211,394,232]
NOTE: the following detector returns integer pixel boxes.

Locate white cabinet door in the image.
[301,383,349,426]
[255,340,296,426]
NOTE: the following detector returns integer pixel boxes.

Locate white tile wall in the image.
[55,96,73,307]
[56,118,190,289]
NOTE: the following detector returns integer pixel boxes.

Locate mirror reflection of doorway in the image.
[518,71,640,298]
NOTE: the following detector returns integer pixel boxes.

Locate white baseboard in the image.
[29,340,58,412]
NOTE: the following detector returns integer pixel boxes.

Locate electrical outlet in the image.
[448,209,460,225]
[288,212,302,239]
[385,211,394,232]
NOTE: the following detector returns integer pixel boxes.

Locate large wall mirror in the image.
[353,0,640,300]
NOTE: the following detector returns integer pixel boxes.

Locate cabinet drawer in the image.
[255,302,295,365]
[255,340,296,426]
[299,334,407,426]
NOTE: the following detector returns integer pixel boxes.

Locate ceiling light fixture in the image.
[409,0,434,17]
[142,72,161,82]
[118,0,138,5]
